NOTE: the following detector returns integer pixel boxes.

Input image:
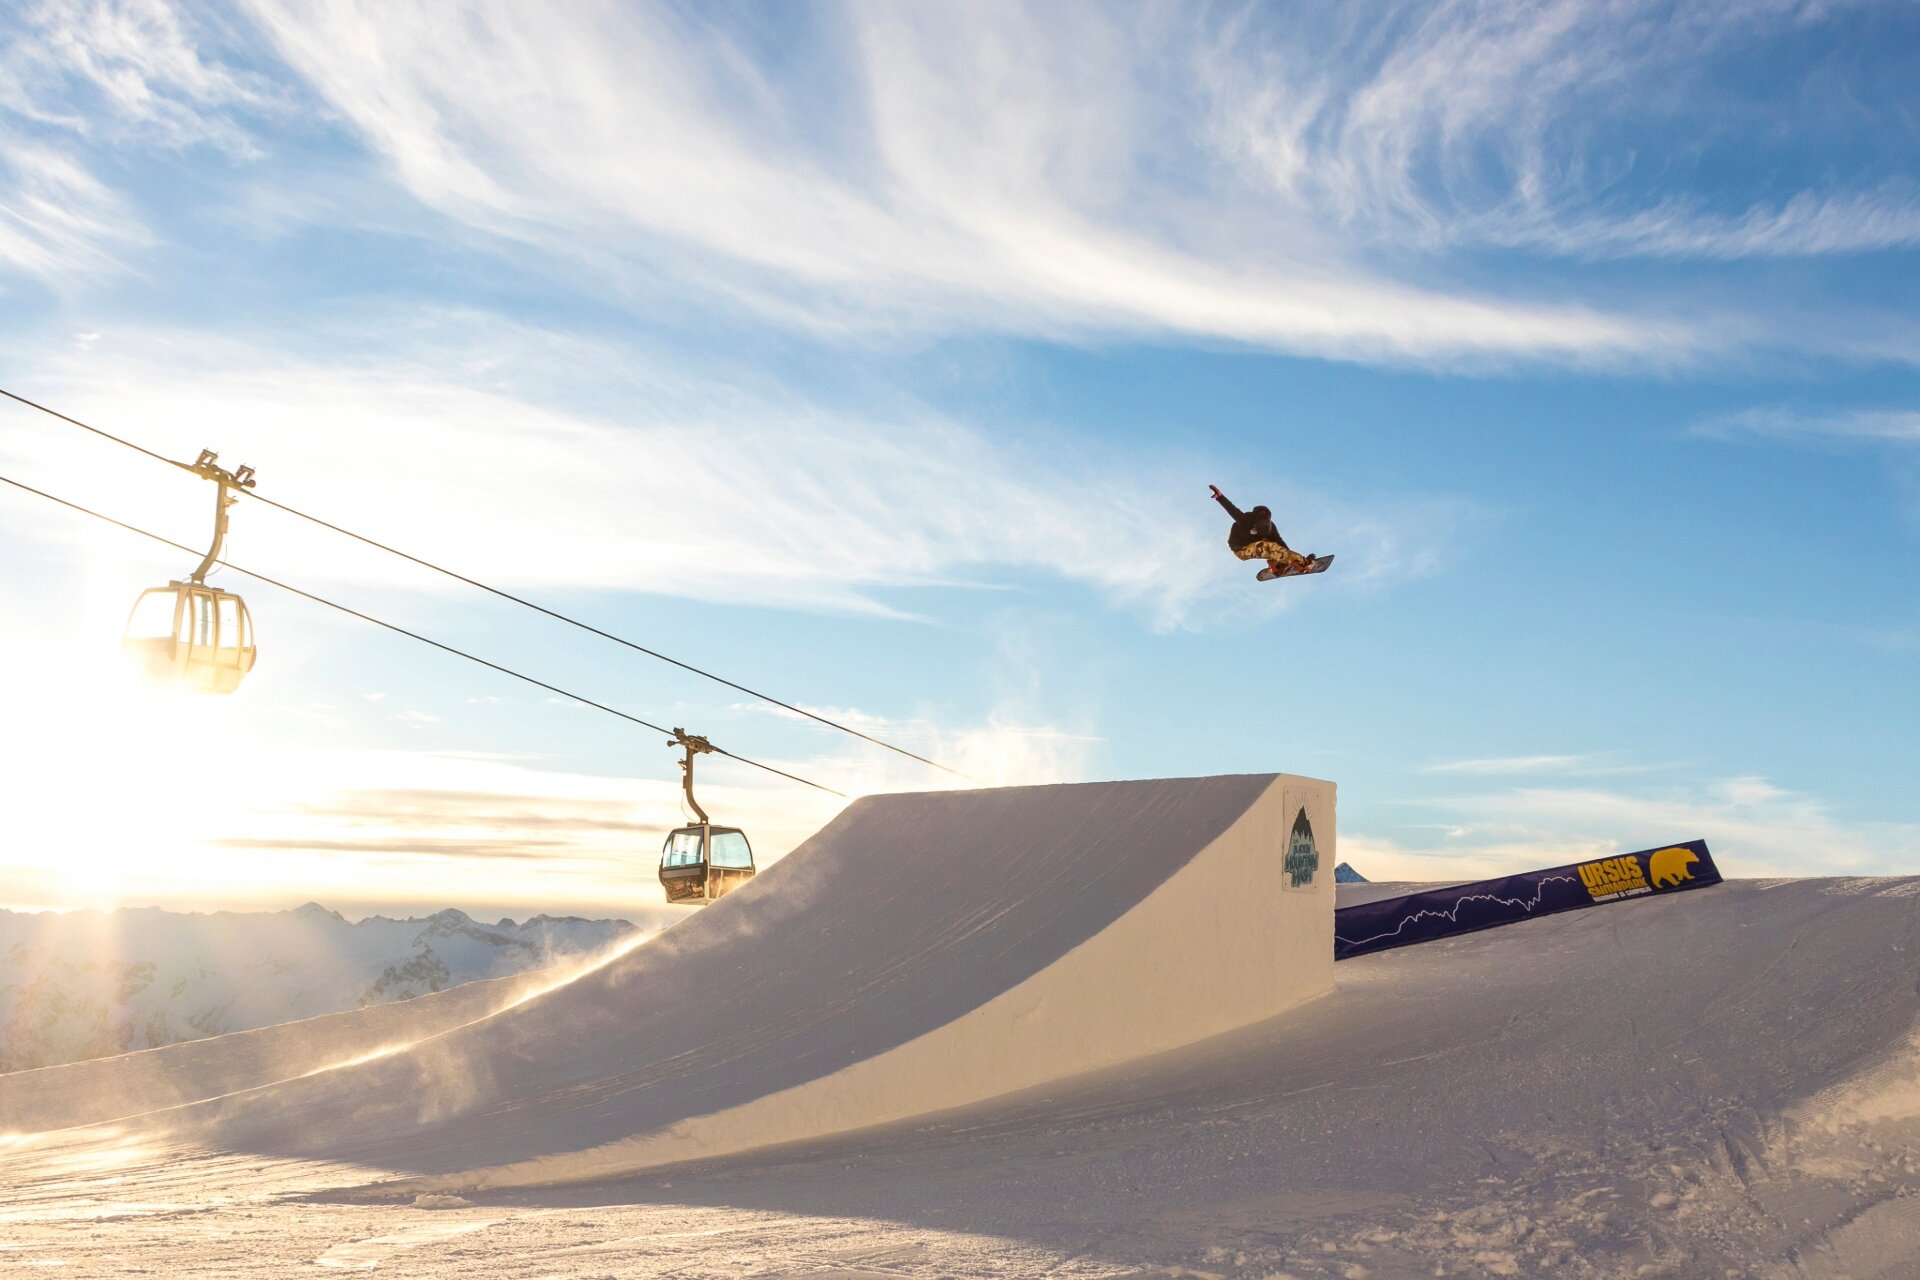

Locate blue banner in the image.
[1333,839,1722,961]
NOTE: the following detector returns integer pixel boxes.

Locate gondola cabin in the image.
[123,581,257,694]
[659,822,755,904]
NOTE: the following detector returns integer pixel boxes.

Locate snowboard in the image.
[1258,554,1334,582]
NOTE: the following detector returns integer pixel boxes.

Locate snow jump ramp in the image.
[192,773,1335,1189]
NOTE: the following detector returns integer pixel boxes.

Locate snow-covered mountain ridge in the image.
[0,903,636,1072]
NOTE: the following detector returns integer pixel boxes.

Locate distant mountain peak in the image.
[1334,862,1369,884]
[0,905,637,1073]
[421,908,477,938]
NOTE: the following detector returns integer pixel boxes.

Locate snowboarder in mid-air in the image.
[1209,484,1333,581]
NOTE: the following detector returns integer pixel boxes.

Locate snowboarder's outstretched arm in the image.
[1208,484,1244,520]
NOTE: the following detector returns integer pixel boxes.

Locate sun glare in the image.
[0,577,275,905]
[0,540,856,918]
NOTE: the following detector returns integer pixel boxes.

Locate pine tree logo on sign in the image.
[1284,808,1320,889]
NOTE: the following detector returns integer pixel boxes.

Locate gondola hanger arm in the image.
[670,727,716,826]
[176,449,257,586]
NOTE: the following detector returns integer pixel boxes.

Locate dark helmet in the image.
[1250,505,1271,521]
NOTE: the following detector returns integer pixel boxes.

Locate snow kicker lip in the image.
[188,773,1334,1186]
[1332,839,1722,961]
[383,772,1337,1192]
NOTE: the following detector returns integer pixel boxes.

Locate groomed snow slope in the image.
[14,774,1334,1189]
[5,876,1918,1279]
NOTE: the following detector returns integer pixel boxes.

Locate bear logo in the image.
[1648,846,1699,889]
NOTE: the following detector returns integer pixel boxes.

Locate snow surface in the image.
[3,802,1919,1276]
[0,903,633,1072]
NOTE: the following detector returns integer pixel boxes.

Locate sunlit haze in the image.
[2,1,1916,919]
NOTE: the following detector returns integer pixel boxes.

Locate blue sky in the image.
[0,0,1915,918]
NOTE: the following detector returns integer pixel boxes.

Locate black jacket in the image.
[1213,491,1284,552]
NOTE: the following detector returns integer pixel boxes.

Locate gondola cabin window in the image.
[217,593,244,654]
[710,830,752,869]
[191,591,216,646]
[662,829,705,868]
[126,589,181,643]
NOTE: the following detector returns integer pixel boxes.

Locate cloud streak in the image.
[1490,187,1920,261]
[1210,0,1912,262]
[1697,406,1920,445]
[12,1,1913,362]
[0,133,146,279]
[1354,772,1920,881]
[0,318,1461,627]
[227,0,1716,366]
[3,0,273,154]
[0,0,281,281]
[1425,753,1607,776]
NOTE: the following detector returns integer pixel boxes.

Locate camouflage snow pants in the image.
[1234,540,1310,571]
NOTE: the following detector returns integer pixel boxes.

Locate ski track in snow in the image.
[3,877,1919,1278]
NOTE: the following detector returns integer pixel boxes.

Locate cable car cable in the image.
[0,470,846,799]
[0,386,972,781]
[0,386,179,467]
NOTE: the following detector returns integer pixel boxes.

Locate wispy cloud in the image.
[1208,0,1908,262]
[0,0,276,280]
[0,639,850,916]
[1491,187,1920,261]
[7,1,1911,362]
[1694,404,1920,537]
[1452,778,1920,877]
[731,700,1105,794]
[1696,406,1920,445]
[1352,773,1920,881]
[298,788,657,835]
[1423,752,1665,777]
[227,0,1715,367]
[2,0,274,154]
[1340,831,1622,885]
[0,318,1462,627]
[0,651,1104,916]
[211,835,578,861]
[0,132,146,278]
